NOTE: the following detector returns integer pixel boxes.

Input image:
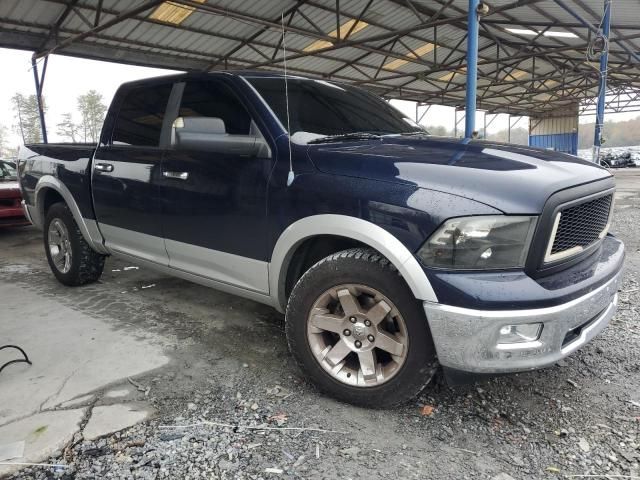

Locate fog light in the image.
[498,323,542,344]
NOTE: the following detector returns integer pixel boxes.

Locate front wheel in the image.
[285,248,437,408]
[44,202,106,286]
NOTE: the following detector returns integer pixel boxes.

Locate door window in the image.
[111,84,173,146]
[178,81,252,135]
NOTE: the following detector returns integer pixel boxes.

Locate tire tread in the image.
[44,202,105,286]
[285,247,437,408]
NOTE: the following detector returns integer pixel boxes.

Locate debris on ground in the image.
[420,405,435,416]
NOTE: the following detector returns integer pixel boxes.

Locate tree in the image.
[56,113,80,142]
[486,127,529,145]
[11,93,43,144]
[77,90,107,143]
[578,116,640,149]
[0,124,7,157]
[425,125,454,137]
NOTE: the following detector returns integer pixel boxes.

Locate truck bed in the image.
[19,143,98,222]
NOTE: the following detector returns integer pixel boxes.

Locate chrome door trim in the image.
[94,163,114,172]
[162,171,189,180]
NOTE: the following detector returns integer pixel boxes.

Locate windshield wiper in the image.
[308,132,383,144]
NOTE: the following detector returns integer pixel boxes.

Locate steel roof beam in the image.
[179,0,542,73]
[35,0,543,87]
[482,19,640,31]
[93,0,103,27]
[38,0,80,50]
[396,0,589,73]
[33,0,448,82]
[34,0,164,58]
[304,0,486,64]
[553,0,640,63]
[207,0,308,70]
[572,0,640,60]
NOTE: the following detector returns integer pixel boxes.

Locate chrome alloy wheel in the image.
[48,218,72,274]
[307,284,409,387]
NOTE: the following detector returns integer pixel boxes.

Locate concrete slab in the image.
[58,394,95,409]
[103,385,136,399]
[0,409,85,477]
[0,441,24,462]
[83,403,153,441]
[0,282,169,425]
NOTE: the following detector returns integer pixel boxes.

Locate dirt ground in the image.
[1,170,639,479]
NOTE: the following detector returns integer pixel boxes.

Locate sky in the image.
[1,47,637,147]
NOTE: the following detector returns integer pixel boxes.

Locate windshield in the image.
[0,160,17,181]
[247,77,423,137]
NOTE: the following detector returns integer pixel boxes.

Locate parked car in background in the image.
[0,160,29,227]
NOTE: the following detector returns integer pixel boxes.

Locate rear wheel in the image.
[44,202,106,286]
[286,248,437,407]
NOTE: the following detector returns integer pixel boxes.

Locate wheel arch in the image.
[269,214,438,312]
[34,176,108,254]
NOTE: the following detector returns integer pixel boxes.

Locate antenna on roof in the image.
[281,12,295,187]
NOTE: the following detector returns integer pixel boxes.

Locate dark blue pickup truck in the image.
[18,72,624,407]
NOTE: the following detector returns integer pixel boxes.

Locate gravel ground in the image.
[2,170,639,480]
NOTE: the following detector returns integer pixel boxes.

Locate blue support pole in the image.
[31,55,48,144]
[464,0,480,139]
[593,0,611,163]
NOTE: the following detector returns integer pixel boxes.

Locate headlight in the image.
[417,215,537,269]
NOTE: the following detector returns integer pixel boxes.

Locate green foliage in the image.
[427,116,640,149]
[11,93,43,144]
[578,116,640,148]
[77,90,107,143]
[486,127,529,145]
[425,125,453,137]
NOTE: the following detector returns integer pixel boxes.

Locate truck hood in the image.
[306,136,612,213]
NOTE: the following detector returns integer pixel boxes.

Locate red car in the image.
[0,160,30,227]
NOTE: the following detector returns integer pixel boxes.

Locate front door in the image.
[160,78,273,293]
[92,82,173,264]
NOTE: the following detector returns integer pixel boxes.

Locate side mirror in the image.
[172,116,270,158]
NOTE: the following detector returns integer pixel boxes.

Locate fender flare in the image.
[34,176,108,254]
[269,214,438,312]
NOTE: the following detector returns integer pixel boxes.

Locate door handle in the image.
[94,163,114,173]
[163,171,189,180]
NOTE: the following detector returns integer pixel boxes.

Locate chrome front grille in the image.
[545,194,613,263]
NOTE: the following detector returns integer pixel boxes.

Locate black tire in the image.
[44,202,106,286]
[285,247,437,408]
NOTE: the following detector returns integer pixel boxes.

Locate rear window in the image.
[111,84,172,146]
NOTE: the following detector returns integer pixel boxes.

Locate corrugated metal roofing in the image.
[1,0,639,115]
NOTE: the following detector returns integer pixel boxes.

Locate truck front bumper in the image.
[424,265,621,375]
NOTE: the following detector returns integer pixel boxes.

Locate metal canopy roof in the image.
[1,0,639,116]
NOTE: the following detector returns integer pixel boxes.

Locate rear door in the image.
[92,82,173,264]
[160,78,273,293]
